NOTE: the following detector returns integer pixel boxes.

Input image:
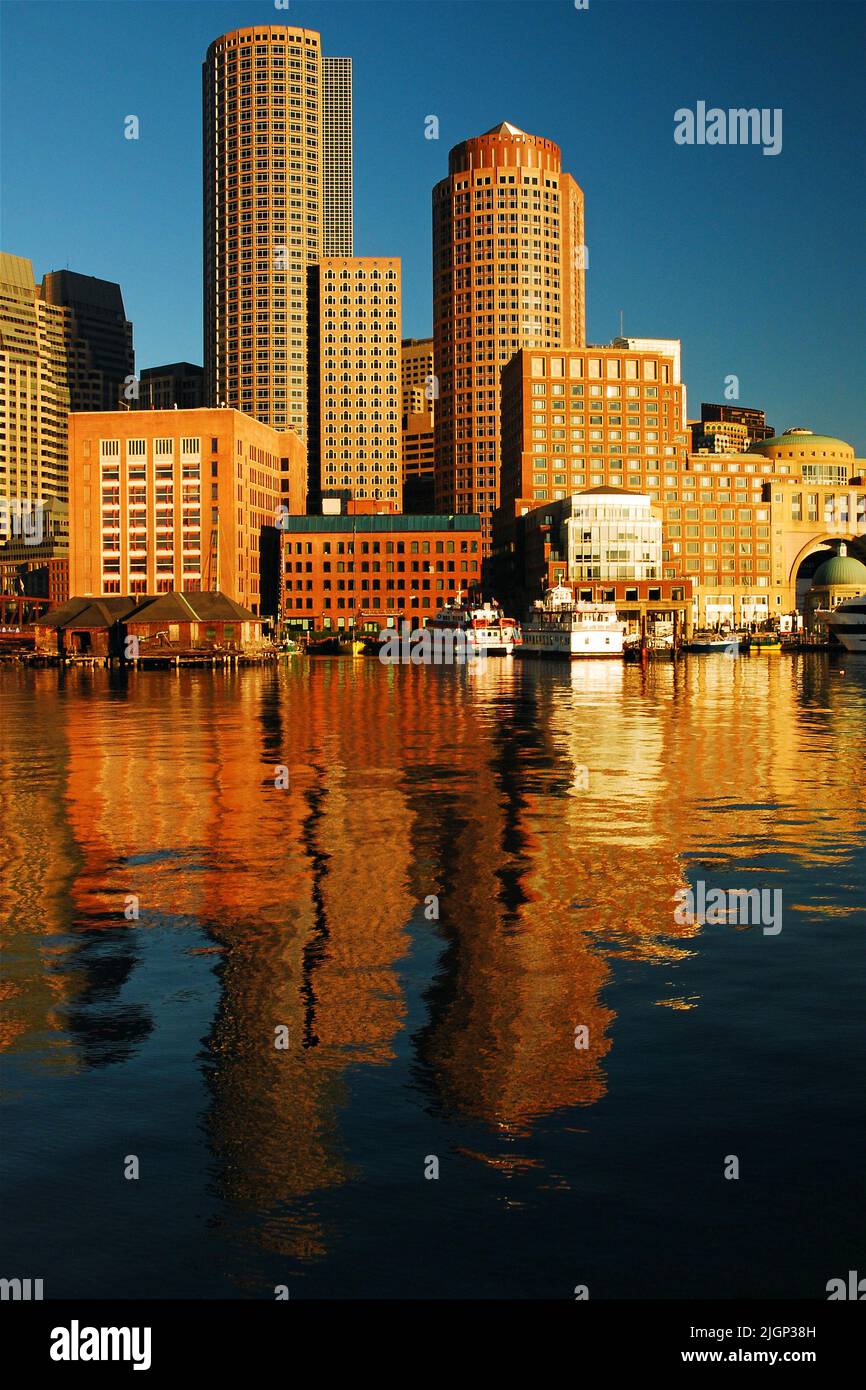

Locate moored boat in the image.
[516,584,625,658]
[683,632,740,654]
[817,595,866,653]
[742,631,782,652]
[426,595,520,655]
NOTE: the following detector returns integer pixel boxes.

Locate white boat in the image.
[426,596,520,655]
[517,584,625,658]
[817,595,866,653]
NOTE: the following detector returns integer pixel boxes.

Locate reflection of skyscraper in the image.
[203,26,353,438]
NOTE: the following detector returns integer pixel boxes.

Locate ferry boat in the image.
[818,595,866,653]
[517,584,625,658]
[426,596,520,655]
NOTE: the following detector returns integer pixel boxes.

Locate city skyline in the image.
[2,0,864,452]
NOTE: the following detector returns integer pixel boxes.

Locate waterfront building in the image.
[496,348,866,628]
[279,512,482,630]
[203,25,353,437]
[433,122,586,552]
[137,362,205,411]
[67,408,306,615]
[494,341,689,601]
[34,590,265,659]
[513,487,692,633]
[804,542,866,636]
[307,257,402,511]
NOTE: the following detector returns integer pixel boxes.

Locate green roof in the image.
[812,554,866,587]
[751,434,852,453]
[279,513,481,534]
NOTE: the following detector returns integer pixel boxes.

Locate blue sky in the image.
[2,0,864,448]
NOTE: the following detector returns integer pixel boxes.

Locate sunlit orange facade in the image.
[497,348,866,625]
[68,408,305,615]
[308,257,402,510]
[280,513,481,628]
[433,122,586,552]
[203,25,352,437]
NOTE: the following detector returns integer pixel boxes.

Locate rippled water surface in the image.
[1,654,864,1298]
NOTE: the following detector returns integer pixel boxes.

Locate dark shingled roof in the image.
[36,596,139,629]
[126,591,257,623]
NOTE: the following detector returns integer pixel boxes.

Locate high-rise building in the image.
[0,254,70,559]
[202,25,353,439]
[322,57,353,257]
[41,269,134,411]
[307,258,402,511]
[433,121,586,552]
[401,337,435,512]
[67,408,306,615]
[138,362,205,411]
[0,254,132,584]
[401,336,435,417]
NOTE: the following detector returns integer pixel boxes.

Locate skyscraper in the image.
[322,57,353,258]
[40,270,134,411]
[432,122,586,554]
[307,258,402,510]
[0,254,133,585]
[202,25,353,440]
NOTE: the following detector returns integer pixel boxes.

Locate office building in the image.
[67,408,306,615]
[307,257,402,511]
[202,24,353,438]
[432,121,586,551]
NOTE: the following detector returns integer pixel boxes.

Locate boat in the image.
[742,631,782,652]
[683,632,741,654]
[305,633,342,655]
[516,584,625,658]
[426,595,520,655]
[817,594,866,653]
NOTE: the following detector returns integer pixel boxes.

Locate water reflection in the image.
[1,653,864,1286]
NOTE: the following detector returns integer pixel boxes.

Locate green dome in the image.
[750,432,853,455]
[811,553,866,588]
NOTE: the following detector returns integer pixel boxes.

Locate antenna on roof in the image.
[619,309,624,337]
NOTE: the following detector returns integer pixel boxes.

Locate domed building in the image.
[750,427,857,486]
[805,542,866,635]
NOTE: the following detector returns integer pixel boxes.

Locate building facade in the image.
[67,408,305,615]
[203,24,353,437]
[138,362,205,411]
[432,122,586,552]
[1,254,132,594]
[307,257,402,511]
[496,348,866,627]
[40,270,134,412]
[321,56,353,257]
[280,512,482,629]
[402,336,435,417]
